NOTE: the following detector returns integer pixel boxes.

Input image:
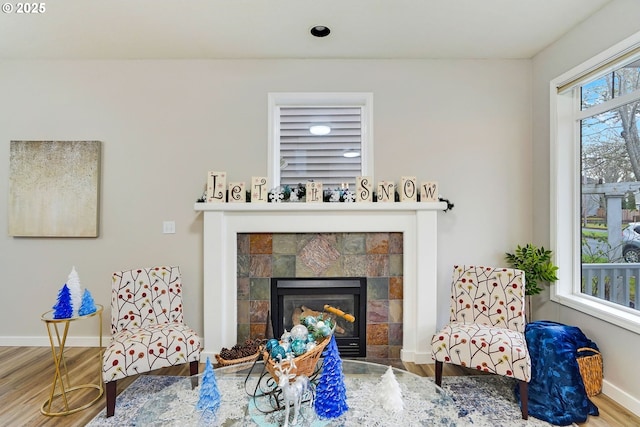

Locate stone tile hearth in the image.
[236,232,403,360]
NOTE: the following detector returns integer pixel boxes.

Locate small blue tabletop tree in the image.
[314,335,348,419]
[52,284,73,319]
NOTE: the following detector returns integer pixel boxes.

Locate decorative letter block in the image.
[400,176,417,202]
[206,171,226,203]
[251,177,268,203]
[228,182,245,203]
[420,181,439,202]
[377,181,395,203]
[306,182,323,203]
[356,176,373,202]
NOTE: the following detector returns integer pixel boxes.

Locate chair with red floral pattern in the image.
[102,266,201,417]
[431,265,531,419]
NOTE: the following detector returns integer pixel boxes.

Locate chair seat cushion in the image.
[103,322,201,383]
[431,322,531,382]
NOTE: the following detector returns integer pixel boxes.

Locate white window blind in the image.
[278,106,362,187]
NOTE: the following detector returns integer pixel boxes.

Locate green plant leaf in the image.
[505,243,559,296]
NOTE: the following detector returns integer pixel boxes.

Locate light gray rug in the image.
[87,374,571,427]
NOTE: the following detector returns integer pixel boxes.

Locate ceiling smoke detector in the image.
[310,26,331,38]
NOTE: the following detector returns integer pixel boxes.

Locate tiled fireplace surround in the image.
[236,232,404,360]
[195,202,445,364]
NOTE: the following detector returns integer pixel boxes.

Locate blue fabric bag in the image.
[518,320,599,425]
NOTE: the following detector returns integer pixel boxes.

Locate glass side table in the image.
[40,304,104,416]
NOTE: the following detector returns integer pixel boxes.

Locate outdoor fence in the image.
[582,263,640,309]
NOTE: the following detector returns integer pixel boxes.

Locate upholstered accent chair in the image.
[102,266,201,417]
[431,265,531,419]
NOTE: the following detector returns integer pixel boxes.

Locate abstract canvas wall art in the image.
[9,140,101,237]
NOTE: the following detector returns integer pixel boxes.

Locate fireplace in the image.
[194,202,446,364]
[271,277,367,357]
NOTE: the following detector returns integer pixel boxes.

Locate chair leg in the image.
[518,380,529,420]
[435,360,443,386]
[190,360,199,388]
[106,380,117,417]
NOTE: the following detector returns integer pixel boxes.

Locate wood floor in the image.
[1,346,638,427]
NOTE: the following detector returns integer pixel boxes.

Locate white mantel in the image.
[194,202,446,363]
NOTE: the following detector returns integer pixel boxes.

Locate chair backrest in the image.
[110,266,184,334]
[449,265,526,332]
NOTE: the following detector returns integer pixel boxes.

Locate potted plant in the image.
[505,243,559,321]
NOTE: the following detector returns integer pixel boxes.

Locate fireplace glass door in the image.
[271,277,366,357]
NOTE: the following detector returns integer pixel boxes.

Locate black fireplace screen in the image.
[271,277,367,357]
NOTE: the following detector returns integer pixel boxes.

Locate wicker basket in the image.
[577,347,603,396]
[263,335,330,382]
[215,351,260,366]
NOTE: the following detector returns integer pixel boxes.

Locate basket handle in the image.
[577,347,600,355]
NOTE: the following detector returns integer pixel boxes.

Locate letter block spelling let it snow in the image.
[251,177,268,203]
[400,176,417,202]
[207,171,227,202]
[420,181,439,202]
[228,182,245,203]
[306,181,323,203]
[377,181,395,202]
[356,176,373,202]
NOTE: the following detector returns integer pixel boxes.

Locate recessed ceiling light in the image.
[310,26,331,38]
[310,125,331,135]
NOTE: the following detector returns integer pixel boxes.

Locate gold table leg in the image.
[41,307,104,416]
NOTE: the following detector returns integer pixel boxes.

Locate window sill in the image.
[551,289,640,335]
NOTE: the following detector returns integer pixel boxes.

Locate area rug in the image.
[87,375,570,427]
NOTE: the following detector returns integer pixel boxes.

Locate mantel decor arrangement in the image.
[196,171,455,211]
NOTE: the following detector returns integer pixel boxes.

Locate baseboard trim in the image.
[602,379,640,417]
[201,349,216,362]
[400,349,432,364]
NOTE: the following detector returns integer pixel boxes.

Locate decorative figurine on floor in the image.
[314,335,348,419]
[274,354,313,427]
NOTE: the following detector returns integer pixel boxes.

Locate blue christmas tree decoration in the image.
[52,284,74,319]
[314,335,348,419]
[196,357,221,414]
[78,289,97,316]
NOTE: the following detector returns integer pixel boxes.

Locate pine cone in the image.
[219,339,259,360]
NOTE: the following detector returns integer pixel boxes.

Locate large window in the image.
[551,32,640,333]
[268,93,373,189]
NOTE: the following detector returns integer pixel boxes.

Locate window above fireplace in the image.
[267,92,374,188]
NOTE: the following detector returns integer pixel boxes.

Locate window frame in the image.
[267,92,374,189]
[550,31,640,334]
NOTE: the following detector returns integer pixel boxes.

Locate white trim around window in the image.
[267,92,374,189]
[550,30,640,335]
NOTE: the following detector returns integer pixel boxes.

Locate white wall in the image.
[532,0,640,414]
[0,59,532,344]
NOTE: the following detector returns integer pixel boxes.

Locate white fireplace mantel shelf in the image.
[194,201,447,213]
[194,201,447,364]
